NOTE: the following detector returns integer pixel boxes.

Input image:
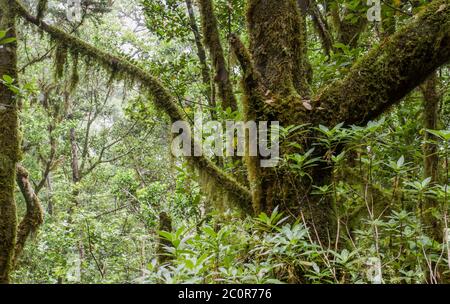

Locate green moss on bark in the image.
[0,0,19,284]
[198,0,237,111]
[247,0,310,99]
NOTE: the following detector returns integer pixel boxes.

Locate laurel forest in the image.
[0,0,450,284]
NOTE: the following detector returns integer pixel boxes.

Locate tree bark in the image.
[243,0,332,237]
[197,0,237,111]
[156,212,173,264]
[420,73,442,240]
[185,0,216,118]
[0,0,19,284]
[248,0,310,99]
[14,165,44,265]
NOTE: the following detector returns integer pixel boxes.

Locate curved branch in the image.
[185,0,215,117]
[229,33,265,108]
[14,165,44,265]
[312,0,450,127]
[308,0,334,56]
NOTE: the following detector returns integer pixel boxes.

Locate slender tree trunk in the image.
[0,0,19,284]
[198,0,237,111]
[66,94,85,282]
[185,0,216,118]
[70,128,80,184]
[156,212,172,264]
[46,173,54,215]
[306,0,334,56]
[420,73,442,240]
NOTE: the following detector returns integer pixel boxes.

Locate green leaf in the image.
[158,230,173,242]
[0,37,16,44]
[2,74,13,83]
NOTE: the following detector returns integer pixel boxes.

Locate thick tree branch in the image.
[312,0,450,127]
[14,165,44,266]
[230,33,265,106]
[197,0,237,111]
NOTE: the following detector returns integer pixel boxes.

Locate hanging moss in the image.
[188,150,253,215]
[54,42,68,79]
[69,52,79,91]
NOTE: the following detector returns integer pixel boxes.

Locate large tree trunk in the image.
[0,0,19,284]
[241,0,450,239]
[243,0,332,237]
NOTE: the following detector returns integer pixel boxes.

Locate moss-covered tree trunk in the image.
[185,0,215,118]
[241,0,450,239]
[198,0,237,111]
[420,73,442,241]
[0,0,19,284]
[243,0,332,237]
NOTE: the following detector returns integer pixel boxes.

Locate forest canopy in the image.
[0,0,450,284]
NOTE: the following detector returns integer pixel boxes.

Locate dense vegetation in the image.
[0,0,450,284]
